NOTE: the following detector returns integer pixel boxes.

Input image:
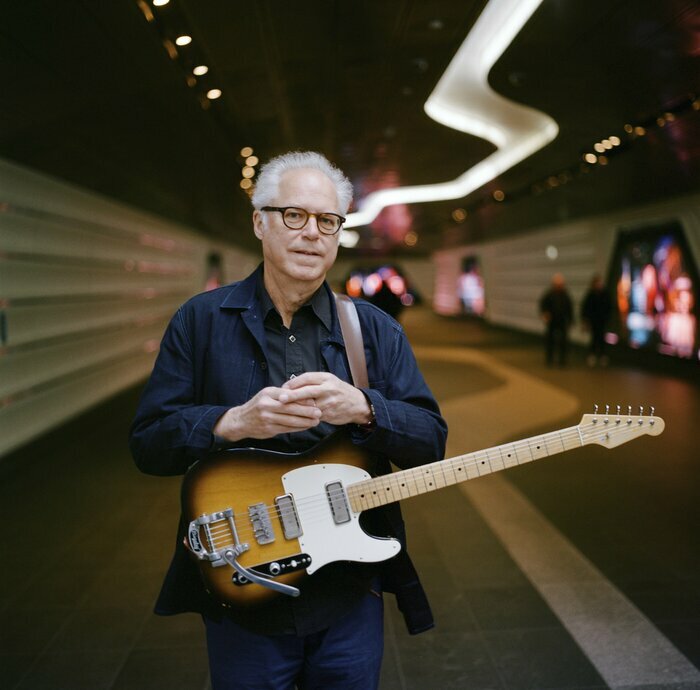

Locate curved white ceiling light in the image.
[341,0,557,235]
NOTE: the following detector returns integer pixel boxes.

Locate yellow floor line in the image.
[416,345,700,687]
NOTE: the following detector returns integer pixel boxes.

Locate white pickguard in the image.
[281,463,401,574]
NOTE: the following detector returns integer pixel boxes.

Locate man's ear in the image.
[253,210,264,240]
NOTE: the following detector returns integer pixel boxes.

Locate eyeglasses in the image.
[261,206,346,235]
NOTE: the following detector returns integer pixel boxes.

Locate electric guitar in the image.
[183,406,664,607]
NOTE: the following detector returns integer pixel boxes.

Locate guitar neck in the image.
[346,425,582,512]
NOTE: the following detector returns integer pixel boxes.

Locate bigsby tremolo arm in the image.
[187,509,300,598]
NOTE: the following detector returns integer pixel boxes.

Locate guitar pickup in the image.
[326,481,351,524]
[275,494,302,539]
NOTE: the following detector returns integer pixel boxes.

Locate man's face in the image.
[253,168,341,286]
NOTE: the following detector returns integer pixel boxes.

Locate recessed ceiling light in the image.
[153,0,170,6]
[245,155,259,166]
[193,65,209,76]
[175,35,192,46]
[404,231,419,246]
[240,146,254,157]
[206,88,222,100]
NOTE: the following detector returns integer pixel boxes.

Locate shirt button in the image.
[289,334,296,343]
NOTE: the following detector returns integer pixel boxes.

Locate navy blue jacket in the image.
[129,267,447,633]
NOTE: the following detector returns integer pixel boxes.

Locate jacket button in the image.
[260,361,267,370]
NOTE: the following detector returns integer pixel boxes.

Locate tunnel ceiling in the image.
[1,0,699,256]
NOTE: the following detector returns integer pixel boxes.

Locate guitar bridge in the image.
[187,508,302,597]
[187,507,240,568]
[232,554,311,586]
[248,502,275,544]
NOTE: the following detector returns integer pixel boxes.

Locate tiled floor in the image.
[1,308,699,689]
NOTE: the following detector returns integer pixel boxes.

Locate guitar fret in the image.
[348,421,647,513]
[489,447,506,472]
[503,444,519,468]
[519,439,534,462]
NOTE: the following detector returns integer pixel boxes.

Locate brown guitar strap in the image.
[334,294,368,388]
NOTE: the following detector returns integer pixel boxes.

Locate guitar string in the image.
[202,420,649,548]
[204,420,643,547]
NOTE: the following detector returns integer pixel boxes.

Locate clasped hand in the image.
[213,372,372,442]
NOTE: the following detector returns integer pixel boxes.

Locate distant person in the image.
[539,273,574,366]
[371,280,404,320]
[581,274,612,366]
[204,251,224,291]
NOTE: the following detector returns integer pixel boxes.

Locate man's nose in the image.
[300,214,322,236]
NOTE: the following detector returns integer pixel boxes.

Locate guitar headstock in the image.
[578,405,665,448]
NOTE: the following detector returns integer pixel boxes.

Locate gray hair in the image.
[251,151,353,215]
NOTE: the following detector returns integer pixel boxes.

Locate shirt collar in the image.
[255,267,332,332]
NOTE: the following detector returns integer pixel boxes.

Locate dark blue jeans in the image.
[204,591,384,690]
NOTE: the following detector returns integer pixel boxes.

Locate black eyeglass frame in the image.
[261,206,346,235]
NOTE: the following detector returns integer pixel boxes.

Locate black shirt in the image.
[258,278,336,451]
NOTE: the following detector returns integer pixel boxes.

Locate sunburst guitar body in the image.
[182,408,664,608]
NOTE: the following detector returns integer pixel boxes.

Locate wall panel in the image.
[0,158,256,458]
[433,192,700,347]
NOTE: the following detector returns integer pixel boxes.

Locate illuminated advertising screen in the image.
[607,222,699,359]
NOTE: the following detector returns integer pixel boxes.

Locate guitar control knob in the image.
[269,562,281,575]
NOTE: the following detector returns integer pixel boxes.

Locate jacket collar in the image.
[219,264,263,311]
[219,264,345,347]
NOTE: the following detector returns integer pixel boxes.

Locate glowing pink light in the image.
[363,273,383,297]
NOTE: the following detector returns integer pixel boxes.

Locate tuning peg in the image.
[594,404,599,415]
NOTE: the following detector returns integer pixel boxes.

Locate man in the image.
[581,274,611,366]
[130,151,447,689]
[539,272,574,366]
